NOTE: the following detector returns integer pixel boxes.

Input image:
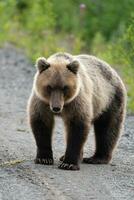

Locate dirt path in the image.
[0,45,134,200]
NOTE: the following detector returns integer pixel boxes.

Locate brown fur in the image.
[27,53,127,170]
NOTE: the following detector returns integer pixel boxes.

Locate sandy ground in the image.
[0,45,134,200]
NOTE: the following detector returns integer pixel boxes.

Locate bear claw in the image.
[59,155,65,162]
[35,158,54,165]
[58,162,80,170]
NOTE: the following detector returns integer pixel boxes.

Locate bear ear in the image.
[67,60,79,74]
[36,57,50,73]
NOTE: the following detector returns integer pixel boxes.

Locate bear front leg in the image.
[30,114,54,165]
[59,118,89,170]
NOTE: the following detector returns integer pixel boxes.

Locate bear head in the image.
[34,53,81,113]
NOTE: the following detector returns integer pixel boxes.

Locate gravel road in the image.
[0,45,134,200]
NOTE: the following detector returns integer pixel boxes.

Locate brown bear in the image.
[27,52,126,170]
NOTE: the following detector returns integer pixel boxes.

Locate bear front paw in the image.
[58,162,80,170]
[35,157,54,165]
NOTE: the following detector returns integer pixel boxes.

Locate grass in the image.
[0,159,25,167]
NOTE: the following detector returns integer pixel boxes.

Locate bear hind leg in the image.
[83,90,125,164]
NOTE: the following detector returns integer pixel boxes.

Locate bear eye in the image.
[47,85,52,93]
[63,85,69,94]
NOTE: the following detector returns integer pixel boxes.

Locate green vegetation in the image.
[0,0,134,113]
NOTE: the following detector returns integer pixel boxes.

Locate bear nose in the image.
[52,107,61,113]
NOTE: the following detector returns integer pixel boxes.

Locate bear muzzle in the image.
[50,91,64,113]
[51,106,62,113]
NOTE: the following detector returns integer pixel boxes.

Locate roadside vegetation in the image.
[0,0,134,112]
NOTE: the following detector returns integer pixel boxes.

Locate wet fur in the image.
[28,53,127,170]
